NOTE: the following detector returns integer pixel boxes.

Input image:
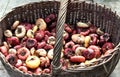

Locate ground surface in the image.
[0,0,120,77]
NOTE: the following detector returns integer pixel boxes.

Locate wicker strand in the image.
[52,0,68,75]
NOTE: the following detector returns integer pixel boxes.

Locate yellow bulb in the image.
[84,36,91,47]
[25,56,40,69]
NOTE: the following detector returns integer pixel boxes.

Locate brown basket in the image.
[0,0,120,77]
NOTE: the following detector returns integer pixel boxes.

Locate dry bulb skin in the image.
[15,59,23,68]
[77,22,90,28]
[96,28,104,35]
[0,14,115,75]
[47,49,63,60]
[71,34,85,43]
[8,48,17,54]
[36,49,47,57]
[11,20,20,30]
[4,30,13,37]
[15,25,26,38]
[30,47,36,55]
[47,36,56,45]
[26,29,34,38]
[84,36,91,47]
[3,41,9,49]
[75,47,86,55]
[32,25,38,33]
[36,18,47,30]
[25,56,40,69]
[17,47,30,60]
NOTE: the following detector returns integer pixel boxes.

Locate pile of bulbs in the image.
[0,14,114,75]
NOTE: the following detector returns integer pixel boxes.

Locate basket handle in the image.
[52,0,94,76]
[52,0,69,75]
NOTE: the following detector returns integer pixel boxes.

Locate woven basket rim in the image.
[0,1,120,76]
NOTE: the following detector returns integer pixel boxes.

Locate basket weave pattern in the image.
[0,1,120,77]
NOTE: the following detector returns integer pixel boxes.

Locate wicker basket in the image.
[0,0,120,77]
